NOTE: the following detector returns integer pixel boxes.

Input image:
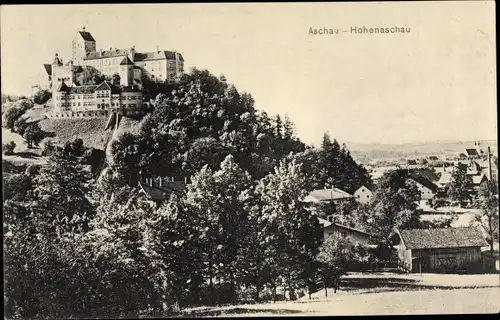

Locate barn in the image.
[396,227,488,273]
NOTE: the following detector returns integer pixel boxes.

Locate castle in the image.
[38,27,184,118]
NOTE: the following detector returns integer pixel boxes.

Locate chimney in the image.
[184,176,187,184]
[487,146,492,180]
[149,178,153,187]
[158,176,162,188]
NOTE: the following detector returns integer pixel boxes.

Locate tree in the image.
[181,155,254,305]
[23,122,44,148]
[32,89,52,105]
[358,170,420,248]
[474,179,499,253]
[79,66,106,85]
[30,149,94,236]
[447,163,472,207]
[3,107,25,130]
[255,159,322,301]
[3,141,16,155]
[13,117,28,135]
[316,234,356,296]
[111,73,121,86]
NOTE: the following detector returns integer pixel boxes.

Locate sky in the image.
[1,2,497,146]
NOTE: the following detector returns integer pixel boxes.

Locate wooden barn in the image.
[396,227,488,273]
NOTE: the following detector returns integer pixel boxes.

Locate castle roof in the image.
[57,81,69,92]
[84,48,184,62]
[85,48,129,60]
[120,56,134,65]
[78,31,96,42]
[67,85,98,94]
[134,50,184,62]
[43,64,52,76]
[95,81,120,94]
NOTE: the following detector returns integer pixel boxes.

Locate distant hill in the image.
[346,140,498,163]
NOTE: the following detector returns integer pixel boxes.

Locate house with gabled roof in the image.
[304,187,353,204]
[353,185,372,204]
[396,227,488,273]
[318,217,376,248]
[408,174,439,200]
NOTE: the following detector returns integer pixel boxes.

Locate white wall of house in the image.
[354,186,372,204]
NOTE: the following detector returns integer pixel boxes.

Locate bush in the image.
[41,140,56,156]
[3,107,25,130]
[32,90,52,105]
[3,141,16,155]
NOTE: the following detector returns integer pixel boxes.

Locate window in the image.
[78,102,81,106]
[327,215,333,222]
[357,195,360,198]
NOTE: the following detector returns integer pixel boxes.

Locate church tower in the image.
[72,27,96,66]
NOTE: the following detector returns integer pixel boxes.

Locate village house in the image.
[396,227,488,273]
[138,176,186,203]
[407,174,439,201]
[318,217,376,247]
[353,185,372,204]
[304,187,354,204]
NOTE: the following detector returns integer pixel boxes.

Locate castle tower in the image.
[72,27,96,66]
[51,53,63,97]
[119,56,134,86]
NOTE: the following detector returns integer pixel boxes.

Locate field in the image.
[182,273,500,317]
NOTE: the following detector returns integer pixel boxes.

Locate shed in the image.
[396,227,488,273]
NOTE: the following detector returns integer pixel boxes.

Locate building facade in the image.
[396,227,488,273]
[49,80,143,118]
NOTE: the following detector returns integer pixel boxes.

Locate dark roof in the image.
[134,50,182,62]
[43,64,52,76]
[79,31,96,42]
[324,222,375,238]
[85,48,128,60]
[120,56,134,65]
[139,179,186,202]
[67,85,98,94]
[399,227,488,250]
[57,81,70,92]
[95,81,120,94]
[409,174,439,192]
[465,148,479,156]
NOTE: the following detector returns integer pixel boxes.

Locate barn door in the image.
[437,256,458,272]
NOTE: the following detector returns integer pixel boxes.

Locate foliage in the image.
[2,173,32,201]
[32,89,52,105]
[78,66,106,85]
[110,69,306,184]
[474,179,499,252]
[23,122,44,148]
[357,170,420,247]
[30,149,94,236]
[3,141,16,155]
[447,163,472,206]
[111,73,121,86]
[3,107,25,130]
